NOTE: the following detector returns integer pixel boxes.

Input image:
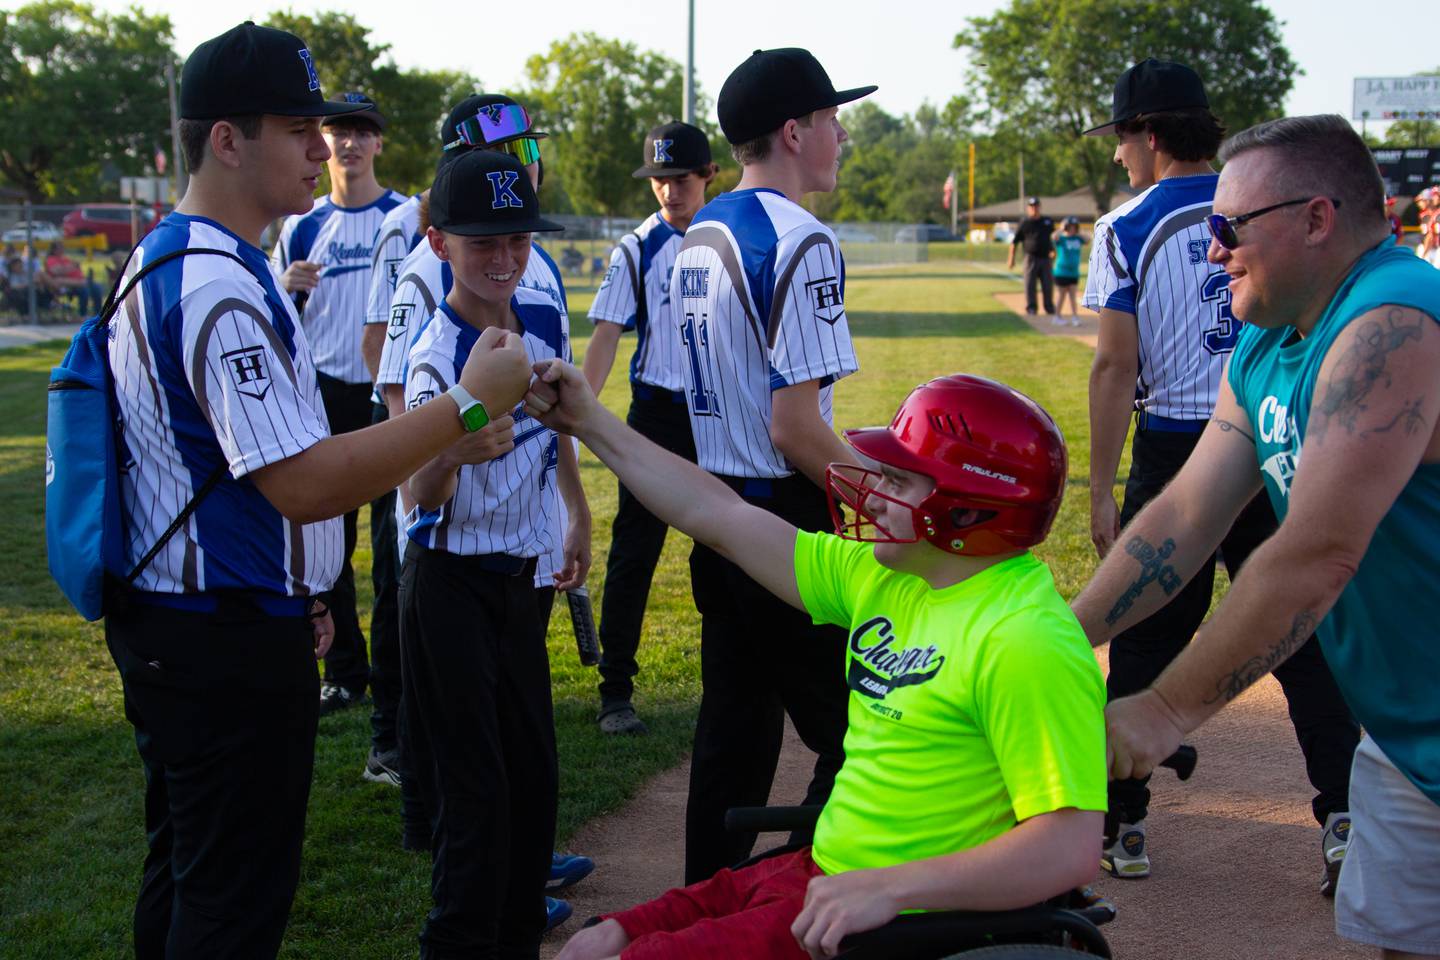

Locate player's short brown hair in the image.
[418,191,431,234]
[179,115,263,174]
[1117,108,1226,162]
[730,111,816,166]
[1219,114,1386,231]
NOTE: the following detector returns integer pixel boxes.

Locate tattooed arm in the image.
[1072,374,1264,645]
[1106,305,1440,780]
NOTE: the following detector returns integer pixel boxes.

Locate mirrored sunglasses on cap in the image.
[443,104,541,159]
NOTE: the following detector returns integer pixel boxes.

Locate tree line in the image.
[1,0,1343,224]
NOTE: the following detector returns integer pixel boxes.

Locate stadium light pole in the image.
[683,0,696,123]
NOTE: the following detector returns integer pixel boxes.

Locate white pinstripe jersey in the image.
[670,189,858,478]
[1082,173,1236,420]
[403,288,567,558]
[588,212,686,391]
[365,194,422,330]
[375,239,569,389]
[110,213,342,596]
[271,190,406,384]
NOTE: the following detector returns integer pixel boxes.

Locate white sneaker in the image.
[1069,316,1082,327]
[1320,812,1350,897]
[1050,314,1065,325]
[1101,820,1151,878]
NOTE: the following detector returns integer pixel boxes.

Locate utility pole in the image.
[683,0,696,123]
[1018,153,1026,213]
[968,142,976,241]
[167,59,186,202]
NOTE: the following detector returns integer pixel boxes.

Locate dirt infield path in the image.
[543,654,1363,959]
[541,285,1363,957]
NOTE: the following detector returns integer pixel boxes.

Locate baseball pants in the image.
[1105,426,1360,835]
[597,385,697,712]
[368,401,402,753]
[106,597,318,960]
[1023,255,1056,315]
[684,474,849,885]
[399,543,557,960]
[316,373,375,696]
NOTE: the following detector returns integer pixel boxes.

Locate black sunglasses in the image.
[1206,197,1342,250]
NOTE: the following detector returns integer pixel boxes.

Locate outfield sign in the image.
[1354,77,1440,120]
[1370,147,1440,196]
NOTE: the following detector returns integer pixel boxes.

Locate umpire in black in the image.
[103,22,532,958]
[1007,196,1057,316]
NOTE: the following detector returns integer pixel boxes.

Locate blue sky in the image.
[83,0,1437,133]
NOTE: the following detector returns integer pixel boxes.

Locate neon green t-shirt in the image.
[793,531,1107,876]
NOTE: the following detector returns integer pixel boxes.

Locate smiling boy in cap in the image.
[581,119,717,737]
[106,22,532,958]
[400,147,589,956]
[666,47,875,885]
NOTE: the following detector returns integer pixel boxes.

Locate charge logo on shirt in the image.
[222,346,271,401]
[388,304,412,340]
[679,267,709,299]
[846,615,945,701]
[805,276,844,324]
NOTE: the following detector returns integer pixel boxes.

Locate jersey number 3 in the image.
[1200,272,1240,355]
[681,311,719,417]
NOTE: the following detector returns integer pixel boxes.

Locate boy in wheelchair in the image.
[523,367,1108,960]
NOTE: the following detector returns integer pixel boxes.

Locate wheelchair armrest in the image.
[723,804,824,835]
[837,905,1111,960]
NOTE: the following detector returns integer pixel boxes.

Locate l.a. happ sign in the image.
[1355,77,1440,120]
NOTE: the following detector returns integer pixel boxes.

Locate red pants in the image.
[610,848,823,959]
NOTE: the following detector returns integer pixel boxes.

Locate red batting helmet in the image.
[826,375,1067,556]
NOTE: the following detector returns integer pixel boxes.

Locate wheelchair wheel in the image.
[941,946,1097,959]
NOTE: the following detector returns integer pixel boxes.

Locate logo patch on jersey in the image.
[486,171,524,210]
[388,304,413,340]
[679,267,709,299]
[222,346,271,401]
[409,389,435,410]
[804,276,844,324]
[846,616,945,701]
[653,138,675,164]
[385,258,403,291]
[297,48,320,92]
[598,265,618,290]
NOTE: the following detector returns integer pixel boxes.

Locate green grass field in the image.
[0,261,1148,959]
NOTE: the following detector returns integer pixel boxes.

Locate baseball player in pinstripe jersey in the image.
[399,148,589,954]
[104,23,533,955]
[364,94,595,902]
[1083,58,1358,888]
[581,120,717,736]
[668,48,874,884]
[270,92,406,720]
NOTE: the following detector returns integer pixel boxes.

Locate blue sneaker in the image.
[547,852,595,891]
[545,896,573,933]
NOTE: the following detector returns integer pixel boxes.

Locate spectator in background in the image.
[44,241,102,315]
[1007,196,1057,319]
[1052,216,1085,326]
[1385,196,1404,245]
[5,247,56,312]
[1418,188,1437,261]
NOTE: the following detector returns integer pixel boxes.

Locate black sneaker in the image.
[318,683,366,716]
[363,747,401,787]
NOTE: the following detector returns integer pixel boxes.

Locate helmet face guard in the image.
[826,464,922,545]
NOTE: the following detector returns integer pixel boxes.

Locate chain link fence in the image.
[0,203,1013,325]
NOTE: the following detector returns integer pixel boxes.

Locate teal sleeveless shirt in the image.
[1227,239,1440,805]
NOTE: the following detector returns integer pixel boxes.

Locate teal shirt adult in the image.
[1054,234,1083,279]
[1227,238,1440,805]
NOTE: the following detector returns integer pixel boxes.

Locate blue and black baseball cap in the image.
[180,22,371,121]
[429,150,563,237]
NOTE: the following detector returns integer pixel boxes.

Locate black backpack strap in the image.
[110,247,265,585]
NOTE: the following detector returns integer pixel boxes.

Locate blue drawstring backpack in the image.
[45,248,245,620]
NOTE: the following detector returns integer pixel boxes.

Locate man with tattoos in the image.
[1075,114,1440,957]
[1081,59,1358,886]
